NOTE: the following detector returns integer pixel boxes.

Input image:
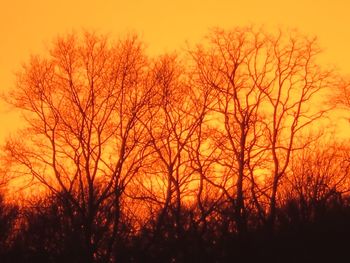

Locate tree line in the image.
[1,27,350,262]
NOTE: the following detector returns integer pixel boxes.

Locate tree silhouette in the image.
[191,27,270,236]
[285,141,350,222]
[190,27,333,232]
[4,32,154,262]
[0,27,349,262]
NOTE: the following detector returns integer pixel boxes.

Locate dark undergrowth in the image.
[0,195,349,263]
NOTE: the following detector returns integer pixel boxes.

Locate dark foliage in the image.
[0,194,349,262]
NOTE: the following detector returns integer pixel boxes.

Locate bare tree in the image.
[190,27,273,235]
[4,32,153,262]
[190,27,334,233]
[261,30,333,229]
[285,141,350,221]
[334,79,350,109]
[129,54,211,247]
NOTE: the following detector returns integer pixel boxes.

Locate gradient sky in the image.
[1,0,350,141]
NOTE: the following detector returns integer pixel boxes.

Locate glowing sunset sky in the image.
[1,0,350,141]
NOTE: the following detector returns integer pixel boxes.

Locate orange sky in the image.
[1,0,350,142]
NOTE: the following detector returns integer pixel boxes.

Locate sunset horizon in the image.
[1,1,350,263]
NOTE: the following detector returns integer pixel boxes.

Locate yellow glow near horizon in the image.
[1,0,350,142]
